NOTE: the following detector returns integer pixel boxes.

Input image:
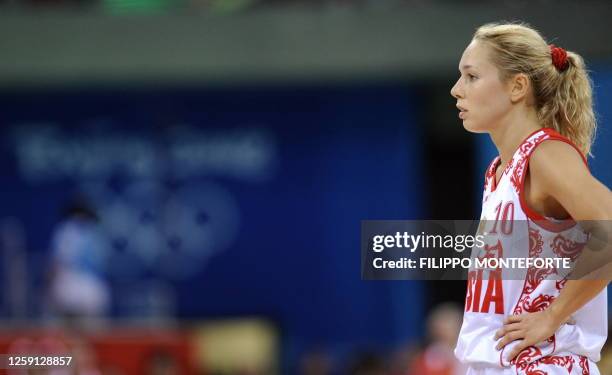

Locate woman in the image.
[450,22,612,374]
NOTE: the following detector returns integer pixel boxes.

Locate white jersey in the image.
[454,128,607,374]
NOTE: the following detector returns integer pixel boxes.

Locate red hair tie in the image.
[549,44,569,72]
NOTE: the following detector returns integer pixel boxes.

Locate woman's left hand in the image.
[494,310,566,361]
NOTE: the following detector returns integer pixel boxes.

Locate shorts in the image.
[466,353,599,375]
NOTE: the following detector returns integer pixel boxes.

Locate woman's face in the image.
[450,40,513,133]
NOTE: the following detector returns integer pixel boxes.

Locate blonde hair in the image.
[473,22,597,156]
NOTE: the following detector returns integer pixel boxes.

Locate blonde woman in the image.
[451,22,612,374]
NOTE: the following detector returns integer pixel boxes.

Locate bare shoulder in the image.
[529,139,589,182]
[529,139,612,220]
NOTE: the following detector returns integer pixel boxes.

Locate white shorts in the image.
[466,353,599,375]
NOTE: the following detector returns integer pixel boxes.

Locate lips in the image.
[456,104,468,119]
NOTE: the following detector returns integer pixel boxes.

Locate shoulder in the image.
[527,139,612,220]
[528,139,589,185]
[523,133,612,220]
[526,139,592,214]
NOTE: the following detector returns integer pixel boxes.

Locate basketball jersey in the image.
[454,128,608,374]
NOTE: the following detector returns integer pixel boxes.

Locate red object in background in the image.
[0,328,197,375]
[408,343,462,375]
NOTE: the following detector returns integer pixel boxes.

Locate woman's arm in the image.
[495,140,612,361]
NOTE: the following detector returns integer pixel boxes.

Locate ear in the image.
[508,73,530,103]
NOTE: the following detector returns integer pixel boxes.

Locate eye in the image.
[467,74,477,81]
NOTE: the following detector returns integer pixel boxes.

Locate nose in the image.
[451,78,463,99]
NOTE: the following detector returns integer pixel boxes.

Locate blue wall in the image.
[0,84,426,369]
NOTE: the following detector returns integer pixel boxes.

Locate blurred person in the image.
[46,198,110,325]
[451,22,612,374]
[408,303,467,375]
[387,343,419,375]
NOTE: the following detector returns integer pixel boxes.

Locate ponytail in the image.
[539,51,597,156]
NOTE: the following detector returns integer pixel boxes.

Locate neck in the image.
[489,107,542,164]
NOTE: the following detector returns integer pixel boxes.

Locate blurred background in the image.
[0,1,612,374]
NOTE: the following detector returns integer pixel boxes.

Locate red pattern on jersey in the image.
[529,228,544,257]
[511,291,557,368]
[510,158,527,192]
[510,133,549,193]
[519,133,549,156]
[513,346,542,370]
[578,355,590,374]
[485,157,500,191]
[514,294,556,315]
[551,235,586,262]
[521,355,575,375]
[524,267,558,294]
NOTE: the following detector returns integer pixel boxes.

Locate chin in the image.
[462,120,488,134]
